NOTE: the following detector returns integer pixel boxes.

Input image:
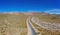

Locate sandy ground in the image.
[31,17,60,31]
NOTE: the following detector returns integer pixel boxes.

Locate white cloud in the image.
[44,9,60,14]
[27,10,41,12]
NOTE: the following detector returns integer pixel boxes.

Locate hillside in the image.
[0,12,60,35]
[30,12,60,23]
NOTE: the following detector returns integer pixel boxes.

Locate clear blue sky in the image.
[0,0,60,13]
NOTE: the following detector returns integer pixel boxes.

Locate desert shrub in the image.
[51,16,57,19]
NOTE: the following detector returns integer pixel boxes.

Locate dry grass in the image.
[0,14,28,35]
[32,14,60,23]
[31,19,60,35]
[0,13,60,35]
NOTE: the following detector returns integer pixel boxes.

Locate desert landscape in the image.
[0,0,60,35]
[0,12,60,35]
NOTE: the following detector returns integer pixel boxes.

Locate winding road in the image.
[27,17,38,35]
[2,16,60,35]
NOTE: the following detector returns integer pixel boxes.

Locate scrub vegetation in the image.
[0,13,60,35]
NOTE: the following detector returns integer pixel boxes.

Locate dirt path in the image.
[27,17,37,35]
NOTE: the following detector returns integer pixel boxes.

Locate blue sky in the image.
[0,0,60,14]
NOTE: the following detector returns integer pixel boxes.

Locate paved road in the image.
[27,17,38,35]
[31,17,60,31]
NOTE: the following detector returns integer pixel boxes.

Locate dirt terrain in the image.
[0,12,60,35]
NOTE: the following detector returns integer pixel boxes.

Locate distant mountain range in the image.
[0,12,60,16]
